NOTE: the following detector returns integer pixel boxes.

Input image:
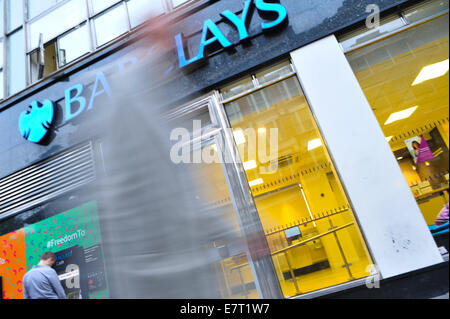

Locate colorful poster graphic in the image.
[0,229,27,299]
[0,200,109,299]
[405,135,434,164]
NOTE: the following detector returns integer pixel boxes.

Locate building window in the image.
[343,2,449,227]
[127,0,165,28]
[29,40,57,83]
[222,62,373,297]
[171,0,194,9]
[0,0,202,100]
[27,0,64,19]
[7,28,26,96]
[57,24,90,67]
[28,0,86,51]
[89,0,122,15]
[7,0,23,32]
[94,3,129,47]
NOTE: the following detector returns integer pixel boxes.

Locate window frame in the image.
[0,0,204,101]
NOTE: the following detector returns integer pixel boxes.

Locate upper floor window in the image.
[0,0,202,101]
[27,0,64,19]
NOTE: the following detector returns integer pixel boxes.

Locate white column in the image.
[290,35,443,279]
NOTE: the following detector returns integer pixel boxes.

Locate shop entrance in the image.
[166,93,283,299]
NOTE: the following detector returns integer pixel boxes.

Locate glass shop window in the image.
[403,0,449,23]
[344,8,449,228]
[0,38,3,99]
[222,62,373,298]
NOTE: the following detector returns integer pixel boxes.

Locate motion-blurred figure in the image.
[96,16,225,299]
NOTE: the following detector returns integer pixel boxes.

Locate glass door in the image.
[167,94,283,299]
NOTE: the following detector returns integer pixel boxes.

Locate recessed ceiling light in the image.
[412,59,449,86]
[249,178,264,187]
[397,156,403,160]
[384,106,418,125]
[307,138,322,151]
[243,160,257,170]
[233,129,246,145]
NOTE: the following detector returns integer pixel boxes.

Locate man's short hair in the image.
[40,251,56,261]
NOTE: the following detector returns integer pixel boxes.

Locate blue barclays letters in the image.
[176,0,288,68]
[20,0,288,142]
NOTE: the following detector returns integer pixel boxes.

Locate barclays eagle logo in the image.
[19,100,55,144]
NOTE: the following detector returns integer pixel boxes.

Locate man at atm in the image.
[23,252,66,299]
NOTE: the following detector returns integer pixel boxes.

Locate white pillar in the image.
[290,35,443,279]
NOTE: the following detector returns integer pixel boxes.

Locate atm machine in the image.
[54,244,107,299]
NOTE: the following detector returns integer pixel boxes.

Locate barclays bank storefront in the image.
[0,0,449,299]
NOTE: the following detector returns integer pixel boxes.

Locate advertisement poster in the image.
[0,229,27,299]
[405,135,434,164]
[0,200,109,299]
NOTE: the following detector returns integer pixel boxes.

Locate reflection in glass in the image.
[128,0,165,28]
[0,0,4,34]
[28,0,63,19]
[172,0,191,8]
[7,29,26,95]
[223,70,373,297]
[188,142,259,298]
[94,4,128,47]
[90,0,121,15]
[7,0,23,32]
[58,25,90,66]
[339,15,405,52]
[255,61,294,86]
[29,0,86,50]
[221,77,255,101]
[404,0,449,23]
[346,14,450,226]
[0,40,3,68]
[0,70,4,99]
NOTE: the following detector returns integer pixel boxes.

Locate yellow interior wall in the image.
[398,160,422,186]
[437,122,449,149]
[418,194,449,225]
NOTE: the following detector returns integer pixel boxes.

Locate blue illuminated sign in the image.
[19,100,55,144]
[175,0,288,68]
[19,0,288,142]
